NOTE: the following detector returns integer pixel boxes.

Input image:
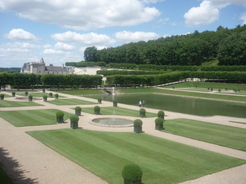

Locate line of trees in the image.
[83,25,246,66]
[0,73,102,90]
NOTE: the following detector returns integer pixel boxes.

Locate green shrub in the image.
[98,98,102,104]
[70,115,79,129]
[155,118,164,130]
[42,88,45,93]
[56,110,64,123]
[49,92,53,97]
[139,108,146,118]
[43,95,48,102]
[94,106,100,115]
[25,91,28,96]
[157,110,165,119]
[75,106,82,116]
[28,95,33,101]
[0,94,4,100]
[55,93,59,99]
[12,91,16,97]
[122,164,143,184]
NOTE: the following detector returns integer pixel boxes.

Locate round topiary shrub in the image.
[94,106,100,115]
[113,100,117,107]
[122,164,143,184]
[56,110,64,123]
[43,95,48,102]
[55,93,59,99]
[70,115,79,129]
[12,92,16,97]
[98,98,102,104]
[25,91,28,96]
[28,95,33,102]
[155,118,164,130]
[133,119,143,133]
[75,106,82,116]
[49,92,53,97]
[139,108,146,118]
[157,110,165,119]
[42,88,45,93]
[0,94,4,100]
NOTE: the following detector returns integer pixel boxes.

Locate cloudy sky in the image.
[0,0,245,67]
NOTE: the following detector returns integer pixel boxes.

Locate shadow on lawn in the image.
[0,147,38,184]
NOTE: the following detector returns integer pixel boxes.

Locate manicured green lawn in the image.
[118,88,246,102]
[27,129,246,184]
[52,89,107,95]
[0,100,42,108]
[0,109,74,127]
[0,167,12,184]
[47,98,96,105]
[82,106,157,117]
[163,119,246,151]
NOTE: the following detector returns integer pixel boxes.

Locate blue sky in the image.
[0,0,245,67]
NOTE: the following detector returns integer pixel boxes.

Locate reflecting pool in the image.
[88,94,246,118]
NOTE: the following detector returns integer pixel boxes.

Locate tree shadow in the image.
[0,147,38,184]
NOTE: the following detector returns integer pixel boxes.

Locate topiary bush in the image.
[0,94,4,100]
[43,95,48,102]
[55,93,59,99]
[12,92,16,97]
[70,115,79,129]
[42,88,45,93]
[139,108,146,118]
[113,100,117,107]
[28,95,33,102]
[25,91,28,96]
[133,119,143,133]
[157,110,165,119]
[94,106,100,115]
[98,98,102,104]
[56,110,64,123]
[155,118,164,130]
[49,92,53,97]
[75,106,82,116]
[122,164,143,184]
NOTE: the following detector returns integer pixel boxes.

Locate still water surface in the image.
[88,94,246,118]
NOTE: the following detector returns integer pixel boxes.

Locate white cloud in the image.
[54,42,75,51]
[43,49,64,55]
[184,0,246,27]
[0,0,160,30]
[52,31,115,46]
[114,31,159,43]
[4,29,40,42]
[240,12,246,25]
[1,42,41,49]
[142,0,165,4]
[43,44,52,49]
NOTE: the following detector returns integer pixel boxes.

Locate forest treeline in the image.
[66,25,246,67]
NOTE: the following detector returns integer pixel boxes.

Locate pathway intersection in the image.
[0,90,246,184]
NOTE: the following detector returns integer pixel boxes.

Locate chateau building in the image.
[20,58,72,74]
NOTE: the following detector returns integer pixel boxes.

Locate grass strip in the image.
[52,89,107,95]
[0,100,42,108]
[16,92,66,98]
[164,118,246,151]
[47,98,96,105]
[0,109,74,127]
[82,106,157,117]
[229,121,246,125]
[118,88,246,102]
[27,129,246,184]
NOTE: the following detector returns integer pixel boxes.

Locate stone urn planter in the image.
[98,98,102,104]
[28,95,33,102]
[55,93,59,99]
[12,92,16,97]
[56,111,64,123]
[139,108,146,118]
[70,115,79,129]
[94,106,100,115]
[43,95,48,102]
[0,94,4,100]
[133,119,142,133]
[75,106,82,116]
[155,118,164,130]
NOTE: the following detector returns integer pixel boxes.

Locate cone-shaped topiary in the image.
[25,91,28,96]
[55,93,59,99]
[0,94,4,100]
[94,106,100,115]
[56,110,64,123]
[157,110,165,119]
[28,95,33,102]
[70,115,79,129]
[113,100,117,107]
[122,164,143,184]
[139,108,146,118]
[12,92,16,97]
[49,92,53,97]
[98,98,102,104]
[43,95,48,102]
[75,106,82,116]
[155,118,164,130]
[133,119,143,133]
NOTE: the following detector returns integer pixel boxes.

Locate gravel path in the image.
[0,90,246,184]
